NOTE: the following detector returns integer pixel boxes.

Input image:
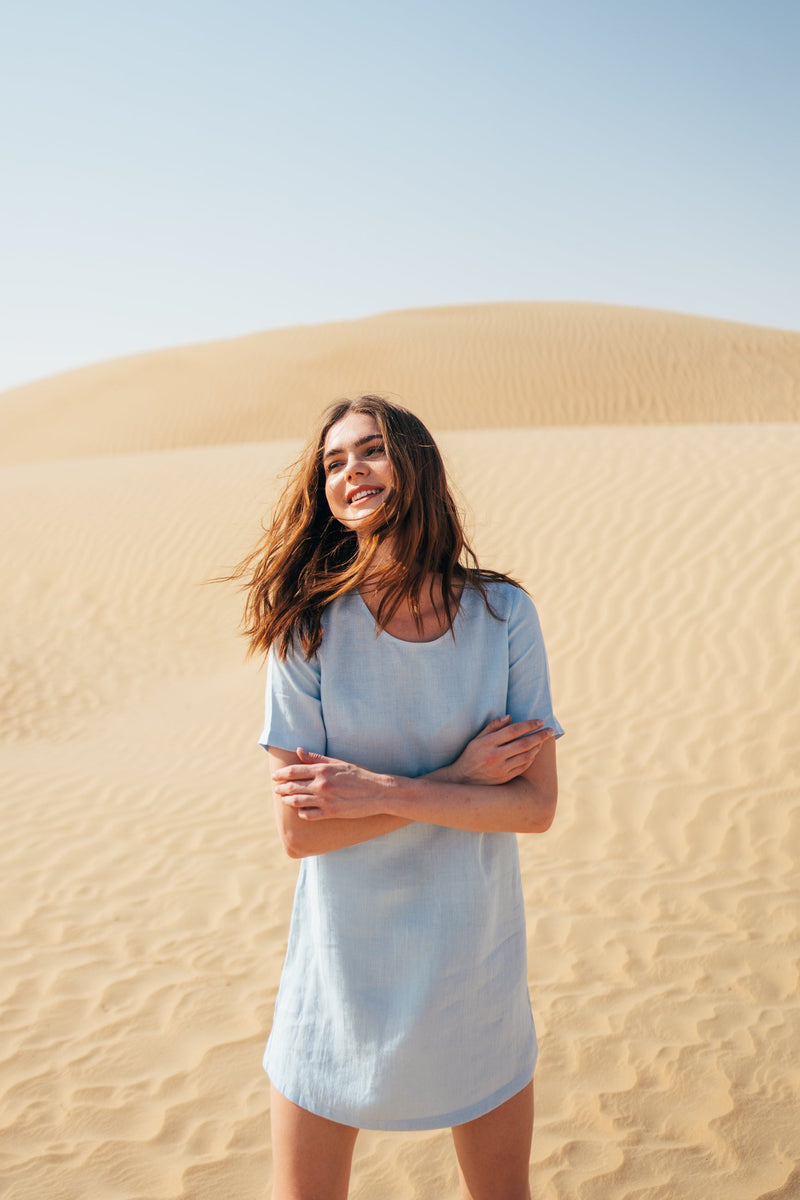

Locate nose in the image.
[345,451,368,478]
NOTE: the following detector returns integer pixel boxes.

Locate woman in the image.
[236,395,563,1200]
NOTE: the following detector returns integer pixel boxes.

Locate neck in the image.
[356,533,396,592]
[355,535,459,614]
[358,568,463,643]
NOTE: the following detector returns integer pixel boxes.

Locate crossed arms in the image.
[268,715,558,859]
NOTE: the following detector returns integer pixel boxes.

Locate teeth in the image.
[350,489,380,503]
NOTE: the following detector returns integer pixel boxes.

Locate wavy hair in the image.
[230,395,520,659]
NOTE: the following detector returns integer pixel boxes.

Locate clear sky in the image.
[1,0,798,392]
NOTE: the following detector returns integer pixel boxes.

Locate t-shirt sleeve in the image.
[506,588,565,738]
[258,641,327,755]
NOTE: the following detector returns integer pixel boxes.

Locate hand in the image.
[446,715,554,785]
[271,749,390,821]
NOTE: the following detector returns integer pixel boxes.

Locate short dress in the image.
[259,580,564,1131]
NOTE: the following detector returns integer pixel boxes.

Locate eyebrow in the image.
[322,433,383,462]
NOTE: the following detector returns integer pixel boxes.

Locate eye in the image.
[325,459,343,475]
[367,443,385,456]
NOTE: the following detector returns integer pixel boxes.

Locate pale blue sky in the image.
[1,0,798,392]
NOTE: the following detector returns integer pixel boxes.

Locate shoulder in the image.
[465,578,532,622]
[267,594,362,683]
[267,633,321,695]
[474,581,545,654]
[456,580,541,648]
[319,591,361,636]
[304,591,368,662]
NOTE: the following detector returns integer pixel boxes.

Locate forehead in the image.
[323,411,382,454]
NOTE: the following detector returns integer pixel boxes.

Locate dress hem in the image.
[265,1059,537,1132]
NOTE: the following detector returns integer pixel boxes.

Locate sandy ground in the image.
[1,303,798,1199]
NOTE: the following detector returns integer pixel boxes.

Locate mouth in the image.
[347,487,383,506]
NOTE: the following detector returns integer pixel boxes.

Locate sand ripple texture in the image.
[1,311,799,1199]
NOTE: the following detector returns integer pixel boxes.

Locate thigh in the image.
[270,1084,359,1200]
[451,1080,534,1200]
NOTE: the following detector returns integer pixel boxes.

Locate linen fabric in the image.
[259,581,564,1131]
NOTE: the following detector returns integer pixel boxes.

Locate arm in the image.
[271,719,558,846]
[385,736,557,834]
[269,746,412,859]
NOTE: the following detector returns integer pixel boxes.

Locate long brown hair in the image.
[231,395,520,659]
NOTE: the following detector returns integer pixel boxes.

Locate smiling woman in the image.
[322,413,394,528]
[229,395,564,1200]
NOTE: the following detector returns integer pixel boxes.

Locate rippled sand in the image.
[1,303,798,1198]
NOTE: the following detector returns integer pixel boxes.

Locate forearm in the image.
[275,800,412,859]
[269,746,412,858]
[270,735,558,841]
[381,768,557,834]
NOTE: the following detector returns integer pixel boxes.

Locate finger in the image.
[484,720,542,748]
[272,772,315,787]
[510,728,554,755]
[274,780,315,796]
[272,762,322,781]
[296,747,331,763]
[497,721,549,746]
[478,715,512,737]
[272,764,303,780]
[504,733,553,767]
[505,747,543,771]
[294,800,341,820]
[477,720,539,750]
[517,726,553,744]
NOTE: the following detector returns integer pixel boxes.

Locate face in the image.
[322,411,394,535]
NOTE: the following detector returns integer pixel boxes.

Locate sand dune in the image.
[0,302,798,464]
[1,304,798,1199]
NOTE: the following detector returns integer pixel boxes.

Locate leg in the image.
[270,1084,359,1200]
[451,1080,534,1200]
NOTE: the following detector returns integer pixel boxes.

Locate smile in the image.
[347,488,382,505]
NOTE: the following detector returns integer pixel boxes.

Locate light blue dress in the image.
[259,581,564,1131]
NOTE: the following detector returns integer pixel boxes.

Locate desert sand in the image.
[1,302,798,1199]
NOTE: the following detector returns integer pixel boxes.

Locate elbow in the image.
[279,824,313,859]
[535,798,557,832]
[521,781,558,834]
[281,836,304,860]
[272,784,316,859]
[273,804,312,859]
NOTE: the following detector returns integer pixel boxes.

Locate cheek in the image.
[324,474,344,514]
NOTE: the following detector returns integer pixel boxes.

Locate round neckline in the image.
[355,587,467,646]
